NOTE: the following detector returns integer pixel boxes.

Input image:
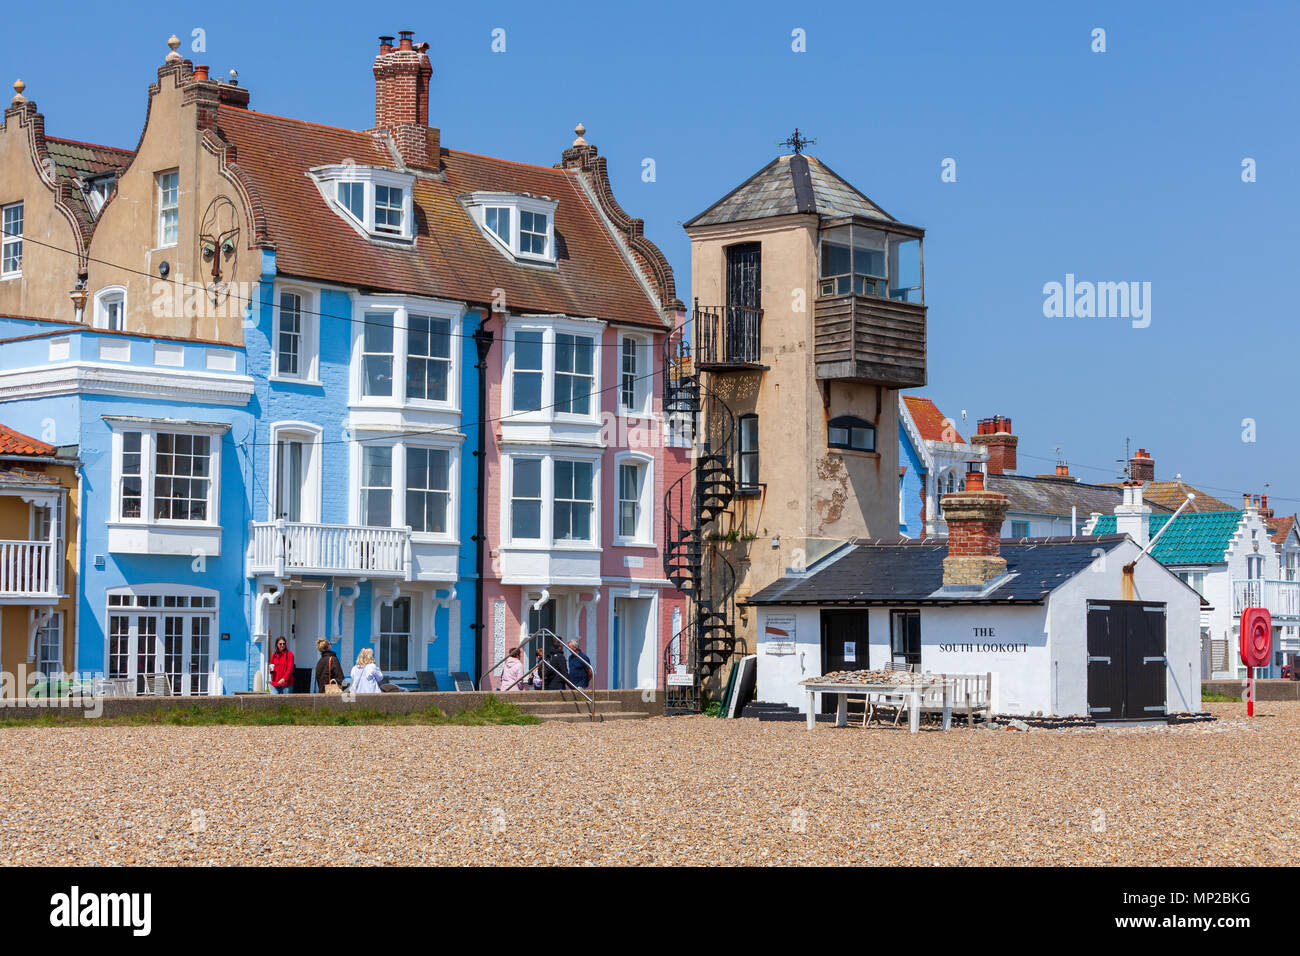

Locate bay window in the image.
[405,447,450,534]
[361,445,393,526]
[355,440,459,537]
[504,322,603,419]
[314,164,414,241]
[505,453,601,547]
[113,426,219,524]
[553,460,594,541]
[511,458,543,540]
[355,301,461,408]
[555,333,595,415]
[464,192,558,263]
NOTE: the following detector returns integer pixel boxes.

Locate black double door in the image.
[820,610,869,714]
[1086,601,1167,720]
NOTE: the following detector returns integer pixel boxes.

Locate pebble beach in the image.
[2,701,1296,866]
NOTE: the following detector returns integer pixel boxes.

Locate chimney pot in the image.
[1128,446,1155,483]
[399,30,414,50]
[970,414,1017,475]
[194,64,210,82]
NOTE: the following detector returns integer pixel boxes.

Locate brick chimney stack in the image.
[371,31,438,170]
[941,463,1011,586]
[970,416,1017,475]
[1129,447,1155,483]
[1115,480,1151,547]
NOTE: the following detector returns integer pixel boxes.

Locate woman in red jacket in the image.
[269,637,295,694]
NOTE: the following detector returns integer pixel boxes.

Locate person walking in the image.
[314,638,345,694]
[350,647,384,694]
[500,646,526,691]
[269,637,295,694]
[567,639,592,689]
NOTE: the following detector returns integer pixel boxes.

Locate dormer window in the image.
[464,192,558,264]
[312,165,415,242]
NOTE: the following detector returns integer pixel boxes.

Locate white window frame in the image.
[157,170,179,248]
[463,191,559,264]
[350,295,464,412]
[501,317,605,424]
[93,286,127,331]
[350,437,460,543]
[105,584,218,696]
[372,592,418,678]
[500,449,602,549]
[617,332,653,417]
[35,611,63,677]
[310,164,415,242]
[268,421,323,524]
[272,285,319,383]
[1,201,23,278]
[612,451,654,547]
[107,420,224,526]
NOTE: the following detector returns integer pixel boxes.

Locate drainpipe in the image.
[253,583,284,690]
[335,580,361,641]
[472,316,495,688]
[532,589,551,613]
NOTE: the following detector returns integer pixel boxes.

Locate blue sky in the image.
[5,1,1297,508]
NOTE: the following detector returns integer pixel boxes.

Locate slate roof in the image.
[988,474,1173,521]
[1087,511,1243,565]
[0,466,58,488]
[685,153,894,228]
[214,107,668,329]
[902,395,963,443]
[0,424,55,457]
[746,536,1131,606]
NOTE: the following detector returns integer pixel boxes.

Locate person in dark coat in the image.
[567,640,592,689]
[314,638,346,692]
[543,637,569,689]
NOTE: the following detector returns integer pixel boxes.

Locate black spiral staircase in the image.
[662,326,740,715]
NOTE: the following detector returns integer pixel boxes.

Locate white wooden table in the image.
[801,679,953,734]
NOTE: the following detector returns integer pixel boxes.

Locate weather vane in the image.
[780,128,815,154]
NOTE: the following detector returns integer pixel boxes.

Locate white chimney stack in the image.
[1115,481,1151,548]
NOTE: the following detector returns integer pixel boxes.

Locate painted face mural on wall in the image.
[198,196,240,307]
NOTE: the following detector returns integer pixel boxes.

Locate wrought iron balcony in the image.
[0,539,59,601]
[1232,578,1300,621]
[694,303,764,369]
[249,520,411,578]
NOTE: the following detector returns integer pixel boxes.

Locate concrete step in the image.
[516,700,627,715]
[535,711,650,723]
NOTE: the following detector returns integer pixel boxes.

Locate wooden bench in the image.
[918,672,992,726]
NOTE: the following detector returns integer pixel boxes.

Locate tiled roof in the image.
[988,474,1173,521]
[746,536,1131,605]
[0,424,55,457]
[902,395,963,443]
[1266,513,1296,548]
[685,154,893,228]
[215,108,668,329]
[1135,480,1234,513]
[1087,510,1244,565]
[43,136,134,226]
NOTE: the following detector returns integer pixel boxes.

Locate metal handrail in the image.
[477,628,595,708]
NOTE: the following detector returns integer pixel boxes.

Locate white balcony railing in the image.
[248,521,410,578]
[1232,578,1300,620]
[0,539,59,600]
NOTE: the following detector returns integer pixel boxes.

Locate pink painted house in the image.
[479,135,689,691]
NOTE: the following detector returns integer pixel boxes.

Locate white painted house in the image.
[1085,492,1300,680]
[749,471,1204,719]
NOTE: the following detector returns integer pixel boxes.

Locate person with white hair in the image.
[350,647,384,694]
[566,639,592,689]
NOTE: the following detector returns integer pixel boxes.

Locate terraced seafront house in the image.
[0,425,78,693]
[663,141,926,710]
[0,33,688,693]
[1085,493,1300,681]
